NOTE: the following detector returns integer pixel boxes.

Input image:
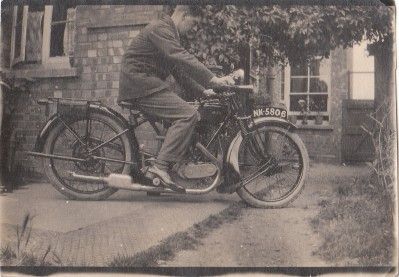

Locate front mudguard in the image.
[224,117,297,184]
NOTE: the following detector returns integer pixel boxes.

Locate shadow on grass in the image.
[109,201,246,267]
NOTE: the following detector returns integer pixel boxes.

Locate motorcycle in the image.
[27,84,309,208]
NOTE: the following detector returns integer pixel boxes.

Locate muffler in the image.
[69,172,171,192]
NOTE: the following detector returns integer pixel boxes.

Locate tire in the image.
[43,110,133,200]
[236,125,309,208]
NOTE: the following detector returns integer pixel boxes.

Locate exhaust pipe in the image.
[69,172,173,192]
[69,170,221,195]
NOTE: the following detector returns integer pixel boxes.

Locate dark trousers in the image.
[135,89,198,166]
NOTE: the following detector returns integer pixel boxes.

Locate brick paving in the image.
[0,212,191,266]
[1,209,219,266]
[0,183,233,266]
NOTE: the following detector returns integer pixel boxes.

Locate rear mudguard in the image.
[224,117,297,183]
[33,103,145,180]
[33,103,138,153]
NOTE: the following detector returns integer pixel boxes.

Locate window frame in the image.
[10,5,28,67]
[283,58,331,117]
[42,5,70,66]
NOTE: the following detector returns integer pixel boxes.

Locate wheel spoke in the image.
[85,117,92,147]
[88,129,129,154]
[241,159,274,185]
[46,113,132,196]
[237,126,307,206]
[58,117,86,147]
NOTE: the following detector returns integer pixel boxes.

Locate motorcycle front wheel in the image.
[42,110,134,200]
[236,125,309,208]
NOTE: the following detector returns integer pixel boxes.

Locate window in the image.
[10,4,75,68]
[43,5,76,65]
[348,41,374,100]
[283,58,331,123]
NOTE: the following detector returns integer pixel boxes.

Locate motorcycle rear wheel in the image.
[42,111,133,200]
[236,125,309,208]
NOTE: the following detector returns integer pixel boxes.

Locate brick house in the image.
[263,40,375,163]
[1,4,376,178]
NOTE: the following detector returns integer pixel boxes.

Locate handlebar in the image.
[213,85,254,94]
[201,85,255,103]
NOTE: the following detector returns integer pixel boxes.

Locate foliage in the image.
[311,101,396,266]
[311,173,395,265]
[0,213,62,266]
[182,5,394,71]
[361,100,396,203]
[312,191,394,265]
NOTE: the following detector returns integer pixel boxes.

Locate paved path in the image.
[0,183,237,266]
[164,163,370,267]
[1,163,370,267]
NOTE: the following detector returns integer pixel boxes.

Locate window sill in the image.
[295,124,334,131]
[8,66,79,79]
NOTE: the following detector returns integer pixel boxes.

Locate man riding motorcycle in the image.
[118,6,235,192]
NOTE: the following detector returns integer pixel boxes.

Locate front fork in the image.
[237,116,269,160]
[223,116,276,192]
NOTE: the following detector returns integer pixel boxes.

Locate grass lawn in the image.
[311,169,396,266]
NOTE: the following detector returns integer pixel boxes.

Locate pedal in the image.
[143,170,161,187]
[143,168,186,193]
[152,177,161,186]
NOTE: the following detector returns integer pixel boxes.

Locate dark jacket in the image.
[118,15,215,101]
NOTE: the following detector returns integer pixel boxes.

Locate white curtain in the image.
[25,11,43,62]
[63,8,76,56]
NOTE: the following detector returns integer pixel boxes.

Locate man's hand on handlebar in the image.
[209,76,235,87]
[203,89,217,98]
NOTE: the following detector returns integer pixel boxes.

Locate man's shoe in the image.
[147,165,186,193]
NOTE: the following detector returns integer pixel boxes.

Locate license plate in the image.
[252,107,288,119]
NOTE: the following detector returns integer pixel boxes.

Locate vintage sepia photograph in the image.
[0,0,397,275]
